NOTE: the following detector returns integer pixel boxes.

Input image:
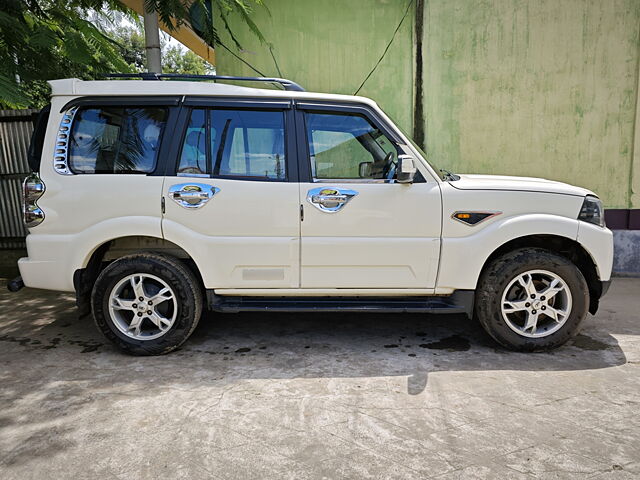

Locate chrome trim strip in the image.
[313,178,394,184]
[451,211,502,226]
[177,172,210,178]
[53,107,78,175]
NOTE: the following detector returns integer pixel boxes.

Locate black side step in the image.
[207,291,474,318]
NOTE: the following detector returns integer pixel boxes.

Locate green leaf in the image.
[0,72,29,109]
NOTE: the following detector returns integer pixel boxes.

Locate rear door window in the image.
[177,108,287,181]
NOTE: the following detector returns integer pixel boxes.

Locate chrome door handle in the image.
[307,187,358,213]
[168,183,220,209]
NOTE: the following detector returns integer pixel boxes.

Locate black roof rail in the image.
[100,73,305,92]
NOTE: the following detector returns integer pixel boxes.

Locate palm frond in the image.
[0,72,29,109]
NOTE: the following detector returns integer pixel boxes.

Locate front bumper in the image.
[577,222,614,281]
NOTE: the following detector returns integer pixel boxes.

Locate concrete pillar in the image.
[143,9,162,73]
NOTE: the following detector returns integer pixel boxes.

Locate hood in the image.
[450,174,594,197]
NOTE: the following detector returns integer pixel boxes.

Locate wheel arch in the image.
[74,235,206,311]
[478,234,603,314]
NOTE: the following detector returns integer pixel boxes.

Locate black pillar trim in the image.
[413,0,425,149]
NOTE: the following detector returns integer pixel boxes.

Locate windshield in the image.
[381,109,449,181]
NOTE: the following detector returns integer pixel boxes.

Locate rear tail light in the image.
[22,173,45,228]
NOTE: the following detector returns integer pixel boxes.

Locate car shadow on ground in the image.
[0,281,633,470]
[0,283,628,397]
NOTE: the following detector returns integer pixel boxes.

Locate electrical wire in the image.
[219,0,414,96]
[218,42,287,90]
[353,0,414,96]
[269,45,284,78]
[218,42,268,77]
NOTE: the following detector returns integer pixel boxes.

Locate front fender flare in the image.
[436,214,580,291]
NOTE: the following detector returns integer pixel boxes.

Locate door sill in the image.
[213,288,436,296]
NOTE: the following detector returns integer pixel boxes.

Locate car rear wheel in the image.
[475,248,589,351]
[91,253,202,355]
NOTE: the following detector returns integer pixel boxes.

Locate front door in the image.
[297,104,442,289]
[162,101,300,289]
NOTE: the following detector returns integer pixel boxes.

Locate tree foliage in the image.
[111,25,147,73]
[163,46,213,75]
[0,0,265,109]
[145,0,267,52]
[112,26,214,75]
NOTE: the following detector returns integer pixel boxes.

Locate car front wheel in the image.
[475,248,589,351]
[91,253,202,355]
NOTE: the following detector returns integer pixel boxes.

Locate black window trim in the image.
[182,97,292,110]
[295,101,403,143]
[60,96,181,113]
[175,107,208,178]
[27,104,51,173]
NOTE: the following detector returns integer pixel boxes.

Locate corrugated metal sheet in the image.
[0,109,38,247]
[0,109,37,175]
[1,177,26,238]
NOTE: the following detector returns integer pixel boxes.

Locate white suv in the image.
[9,74,613,355]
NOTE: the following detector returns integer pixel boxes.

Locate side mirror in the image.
[358,161,373,178]
[396,155,417,183]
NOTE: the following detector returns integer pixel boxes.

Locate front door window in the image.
[304,112,398,181]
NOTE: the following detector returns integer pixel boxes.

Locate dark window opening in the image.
[68,107,168,174]
[177,108,286,181]
[304,112,398,180]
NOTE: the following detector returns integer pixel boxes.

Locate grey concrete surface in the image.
[0,279,639,479]
[613,231,640,276]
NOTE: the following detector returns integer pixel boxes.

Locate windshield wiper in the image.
[440,168,460,181]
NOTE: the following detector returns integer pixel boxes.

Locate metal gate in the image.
[0,109,38,249]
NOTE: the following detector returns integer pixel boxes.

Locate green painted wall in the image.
[215,0,640,209]
[423,0,640,209]
[214,0,415,137]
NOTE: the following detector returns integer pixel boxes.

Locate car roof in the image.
[48,78,379,109]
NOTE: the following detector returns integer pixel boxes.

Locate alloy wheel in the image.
[500,269,573,338]
[107,273,178,340]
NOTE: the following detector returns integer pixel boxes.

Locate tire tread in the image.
[91,253,203,356]
[475,247,589,351]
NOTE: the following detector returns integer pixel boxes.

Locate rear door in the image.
[161,98,300,289]
[296,102,442,289]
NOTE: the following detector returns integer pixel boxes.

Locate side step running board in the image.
[206,291,474,318]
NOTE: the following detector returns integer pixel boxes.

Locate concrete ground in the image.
[0,279,638,480]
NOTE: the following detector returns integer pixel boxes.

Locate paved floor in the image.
[0,278,638,479]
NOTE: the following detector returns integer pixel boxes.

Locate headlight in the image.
[578,195,605,227]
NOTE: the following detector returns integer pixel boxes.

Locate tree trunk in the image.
[143,9,162,73]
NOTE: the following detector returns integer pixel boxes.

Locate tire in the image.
[91,253,203,355]
[475,248,589,352]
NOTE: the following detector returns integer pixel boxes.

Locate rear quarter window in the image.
[68,107,168,174]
